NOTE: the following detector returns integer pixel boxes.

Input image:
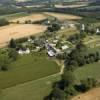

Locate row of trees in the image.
[47,23,61,32]
[64,42,100,71]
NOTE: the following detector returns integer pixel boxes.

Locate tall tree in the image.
[0,54,10,71]
[62,70,75,87]
[8,48,18,61]
[9,38,17,48]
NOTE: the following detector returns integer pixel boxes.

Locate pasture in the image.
[1,74,60,100]
[0,52,60,89]
[74,62,100,81]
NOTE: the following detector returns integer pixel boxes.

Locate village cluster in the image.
[16,18,100,57]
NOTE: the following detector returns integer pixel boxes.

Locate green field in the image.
[0,52,60,89]
[0,12,29,20]
[74,62,100,81]
[1,74,60,100]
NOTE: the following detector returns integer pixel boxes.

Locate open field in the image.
[0,24,46,47]
[1,73,60,100]
[72,88,100,100]
[57,27,79,37]
[10,12,81,23]
[44,12,81,21]
[83,35,100,48]
[55,4,88,8]
[0,12,29,20]
[74,62,100,81]
[11,13,47,23]
[0,52,60,89]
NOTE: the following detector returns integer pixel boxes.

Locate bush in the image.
[15,37,28,44]
[0,54,10,71]
[79,78,97,92]
[0,18,9,26]
[8,48,18,61]
[9,39,17,48]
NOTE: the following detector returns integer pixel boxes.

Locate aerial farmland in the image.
[0,0,100,100]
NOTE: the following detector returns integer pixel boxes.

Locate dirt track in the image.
[72,88,100,100]
[0,24,46,47]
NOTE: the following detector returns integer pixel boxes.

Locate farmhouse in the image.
[18,48,30,55]
[96,28,100,34]
[47,50,56,57]
[81,24,85,31]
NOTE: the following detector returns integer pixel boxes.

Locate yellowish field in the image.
[55,4,88,8]
[11,13,47,23]
[72,88,100,100]
[44,12,81,21]
[0,12,81,47]
[0,24,46,47]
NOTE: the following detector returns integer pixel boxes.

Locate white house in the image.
[61,26,65,30]
[61,45,69,50]
[18,48,30,55]
[96,28,100,33]
[47,50,56,57]
[81,24,85,31]
[25,48,30,54]
[47,20,51,24]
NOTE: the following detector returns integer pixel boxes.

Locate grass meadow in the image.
[0,52,60,89]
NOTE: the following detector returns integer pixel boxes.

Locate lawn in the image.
[0,52,60,89]
[1,74,61,100]
[74,62,100,81]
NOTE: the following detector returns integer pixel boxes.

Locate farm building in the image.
[18,48,30,55]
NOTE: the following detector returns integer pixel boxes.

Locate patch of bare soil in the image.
[72,88,100,100]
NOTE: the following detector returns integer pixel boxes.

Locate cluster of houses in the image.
[17,35,70,57]
[81,24,100,34]
[44,34,72,56]
[17,19,75,56]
